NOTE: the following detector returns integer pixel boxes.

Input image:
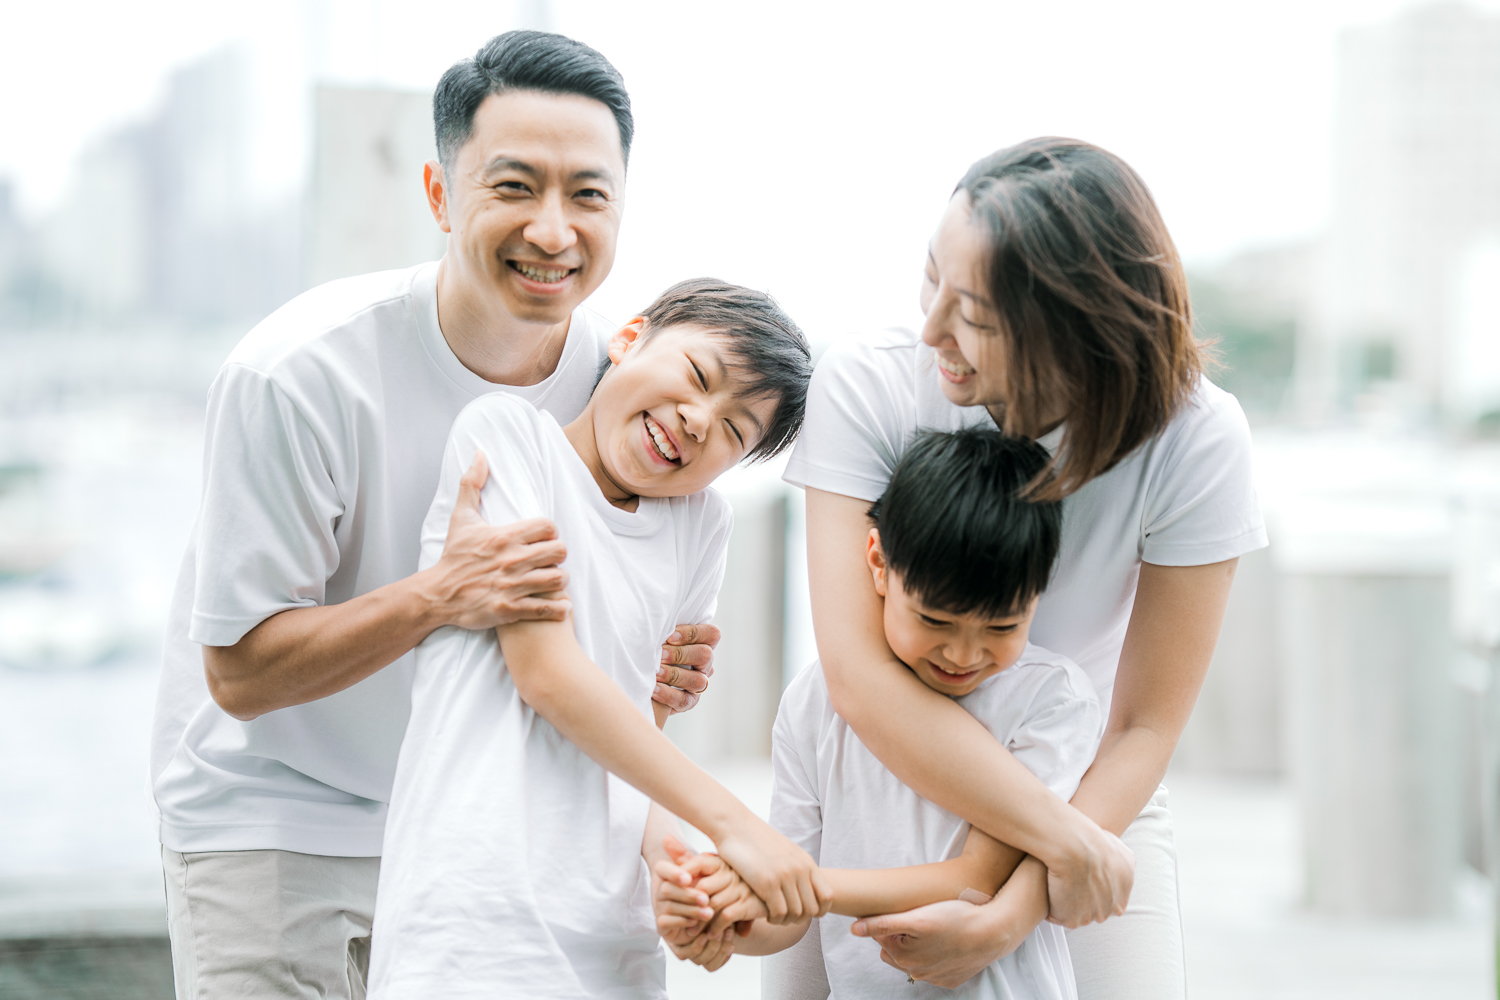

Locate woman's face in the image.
[919,194,1009,409]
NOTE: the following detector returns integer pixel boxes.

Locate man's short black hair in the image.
[434,31,633,169]
[631,278,812,462]
[870,429,1062,618]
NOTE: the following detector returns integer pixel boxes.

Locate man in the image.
[150,31,718,999]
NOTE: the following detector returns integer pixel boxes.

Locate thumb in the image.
[452,451,489,522]
[851,914,907,938]
[662,833,696,866]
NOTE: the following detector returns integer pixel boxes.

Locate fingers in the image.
[660,640,716,671]
[810,867,834,917]
[760,884,790,925]
[652,683,699,714]
[498,516,561,546]
[666,623,721,649]
[661,834,695,865]
[851,914,906,939]
[655,663,709,694]
[452,451,490,518]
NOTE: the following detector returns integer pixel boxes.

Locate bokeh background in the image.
[3,1,1500,996]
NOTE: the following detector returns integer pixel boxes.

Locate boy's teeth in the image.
[516,263,568,283]
[645,415,679,460]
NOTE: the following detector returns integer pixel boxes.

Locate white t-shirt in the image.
[368,393,733,1000]
[772,650,1102,1000]
[784,327,1268,716]
[150,262,615,856]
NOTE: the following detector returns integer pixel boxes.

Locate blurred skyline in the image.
[5,0,1494,263]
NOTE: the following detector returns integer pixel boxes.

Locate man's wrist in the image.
[404,566,454,632]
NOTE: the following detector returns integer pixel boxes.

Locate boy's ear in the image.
[866,528,888,597]
[607,317,648,365]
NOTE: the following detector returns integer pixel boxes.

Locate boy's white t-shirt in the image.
[150,262,615,856]
[783,327,1268,716]
[772,650,1103,1000]
[368,393,733,1000]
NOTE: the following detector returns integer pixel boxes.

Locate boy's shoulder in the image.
[451,390,549,437]
[958,644,1099,730]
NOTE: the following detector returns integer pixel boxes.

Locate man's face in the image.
[431,90,626,324]
[589,323,777,500]
[867,530,1037,697]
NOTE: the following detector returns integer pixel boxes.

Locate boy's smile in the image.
[865,529,1038,697]
[565,321,777,509]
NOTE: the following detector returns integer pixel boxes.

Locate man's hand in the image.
[654,623,721,714]
[417,451,572,629]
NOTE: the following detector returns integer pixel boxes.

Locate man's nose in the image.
[522,193,577,256]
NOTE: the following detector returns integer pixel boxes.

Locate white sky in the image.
[3,0,1497,339]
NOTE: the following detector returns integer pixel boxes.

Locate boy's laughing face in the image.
[574,320,778,503]
[866,529,1037,696]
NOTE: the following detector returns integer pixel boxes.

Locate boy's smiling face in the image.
[866,528,1037,696]
[569,320,779,504]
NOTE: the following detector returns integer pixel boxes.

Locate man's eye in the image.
[577,188,607,200]
[497,181,530,193]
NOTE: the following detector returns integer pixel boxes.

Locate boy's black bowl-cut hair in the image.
[869,429,1062,619]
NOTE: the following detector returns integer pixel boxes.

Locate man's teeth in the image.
[938,354,977,377]
[516,263,569,283]
[645,415,680,461]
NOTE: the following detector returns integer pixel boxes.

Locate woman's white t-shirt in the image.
[369,394,732,1000]
[783,328,1268,715]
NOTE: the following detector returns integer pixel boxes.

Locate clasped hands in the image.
[651,835,783,971]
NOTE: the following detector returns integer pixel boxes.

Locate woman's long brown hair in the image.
[957,138,1203,501]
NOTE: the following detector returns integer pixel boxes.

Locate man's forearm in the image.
[204,572,442,721]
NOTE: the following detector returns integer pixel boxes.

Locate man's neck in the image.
[435,257,573,386]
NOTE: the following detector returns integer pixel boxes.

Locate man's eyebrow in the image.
[704,347,766,437]
[482,157,539,178]
[570,167,617,185]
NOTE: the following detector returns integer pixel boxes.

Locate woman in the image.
[777,138,1266,997]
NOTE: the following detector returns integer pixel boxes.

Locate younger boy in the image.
[367,279,831,999]
[657,429,1103,999]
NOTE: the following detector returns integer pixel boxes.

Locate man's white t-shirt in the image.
[150,262,614,856]
[783,328,1268,716]
[772,650,1102,1000]
[368,394,732,1000]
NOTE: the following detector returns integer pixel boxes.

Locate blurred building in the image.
[1307,3,1500,423]
[303,86,446,289]
[14,45,300,329]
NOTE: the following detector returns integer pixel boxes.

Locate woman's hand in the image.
[852,856,1051,988]
[1045,822,1135,927]
[714,817,832,925]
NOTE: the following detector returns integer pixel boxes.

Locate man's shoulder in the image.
[225,264,433,377]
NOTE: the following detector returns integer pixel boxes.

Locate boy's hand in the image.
[654,624,720,714]
[714,817,832,925]
[652,835,740,972]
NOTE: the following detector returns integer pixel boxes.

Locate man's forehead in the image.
[462,90,624,175]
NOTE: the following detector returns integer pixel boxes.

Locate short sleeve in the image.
[769,668,824,863]
[416,394,553,574]
[672,494,734,627]
[1007,675,1103,803]
[189,364,345,647]
[1139,382,1268,567]
[782,335,916,502]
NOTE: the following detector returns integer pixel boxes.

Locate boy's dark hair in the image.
[869,429,1062,619]
[434,31,634,169]
[630,278,812,462]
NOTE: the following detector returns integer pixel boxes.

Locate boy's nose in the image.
[942,643,985,670]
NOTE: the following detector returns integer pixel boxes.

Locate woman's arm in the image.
[499,617,832,923]
[856,558,1238,985]
[805,488,1132,923]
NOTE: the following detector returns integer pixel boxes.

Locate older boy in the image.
[658,429,1103,999]
[368,280,831,999]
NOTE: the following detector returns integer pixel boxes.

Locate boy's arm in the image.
[821,826,1024,918]
[498,617,830,923]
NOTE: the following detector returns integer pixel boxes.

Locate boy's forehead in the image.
[904,587,1029,626]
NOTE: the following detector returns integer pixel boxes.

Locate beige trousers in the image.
[161,847,380,1000]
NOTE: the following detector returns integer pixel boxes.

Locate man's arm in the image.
[204,453,718,720]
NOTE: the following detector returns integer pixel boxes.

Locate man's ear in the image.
[607,317,647,365]
[424,160,451,233]
[866,528,889,598]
